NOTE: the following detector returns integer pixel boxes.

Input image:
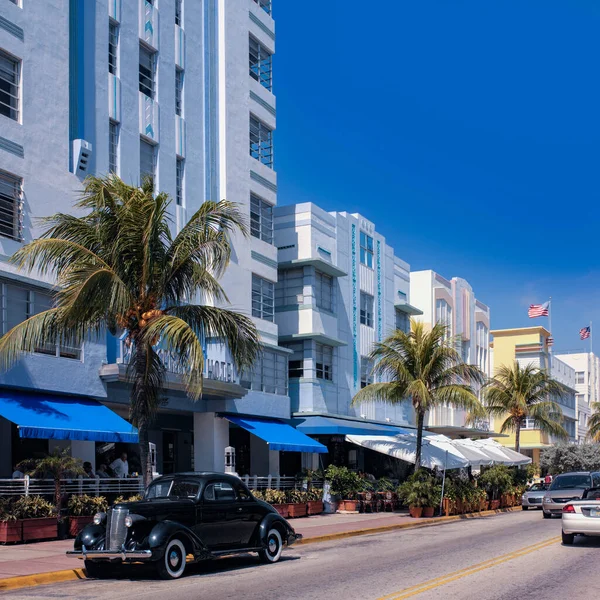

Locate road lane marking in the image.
[378,536,560,600]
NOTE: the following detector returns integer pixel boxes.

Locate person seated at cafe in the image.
[12,465,24,479]
[83,462,95,478]
[96,463,110,478]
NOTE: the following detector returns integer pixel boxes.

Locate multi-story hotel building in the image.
[409,270,491,433]
[0,0,328,477]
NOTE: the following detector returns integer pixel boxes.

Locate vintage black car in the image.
[67,472,301,579]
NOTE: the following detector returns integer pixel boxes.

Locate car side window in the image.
[236,485,252,501]
[204,481,236,502]
[171,481,200,499]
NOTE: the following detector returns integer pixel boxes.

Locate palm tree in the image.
[0,175,260,484]
[483,362,569,453]
[587,402,600,443]
[352,320,485,470]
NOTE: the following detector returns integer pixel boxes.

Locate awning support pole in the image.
[439,450,448,516]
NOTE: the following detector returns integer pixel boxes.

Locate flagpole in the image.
[590,321,593,355]
[548,297,552,357]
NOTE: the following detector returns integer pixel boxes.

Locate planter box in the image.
[490,500,500,510]
[307,501,324,515]
[422,506,435,518]
[409,506,423,518]
[0,521,22,543]
[288,503,308,518]
[22,517,58,542]
[69,516,93,537]
[342,500,358,512]
[273,504,290,518]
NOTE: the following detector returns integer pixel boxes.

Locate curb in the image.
[0,506,521,592]
[297,506,522,545]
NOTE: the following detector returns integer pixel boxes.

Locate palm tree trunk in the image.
[139,419,152,488]
[415,410,425,472]
[55,477,62,519]
[515,420,521,454]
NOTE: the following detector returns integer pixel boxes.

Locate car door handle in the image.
[237,507,243,512]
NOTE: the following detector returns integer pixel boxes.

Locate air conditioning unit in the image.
[72,139,93,175]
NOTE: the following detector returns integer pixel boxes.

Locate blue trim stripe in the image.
[0,137,24,158]
[251,250,277,269]
[351,223,358,389]
[250,170,277,192]
[0,16,24,40]
[249,11,275,40]
[250,91,276,116]
[377,240,382,342]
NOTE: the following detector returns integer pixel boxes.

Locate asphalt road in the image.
[4,511,600,600]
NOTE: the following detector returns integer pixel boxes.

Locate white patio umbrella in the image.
[476,438,532,466]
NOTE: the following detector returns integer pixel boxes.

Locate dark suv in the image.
[542,471,600,518]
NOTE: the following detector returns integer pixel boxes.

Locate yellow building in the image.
[490,326,554,465]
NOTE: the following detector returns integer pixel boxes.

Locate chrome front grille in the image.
[528,497,542,504]
[106,508,129,550]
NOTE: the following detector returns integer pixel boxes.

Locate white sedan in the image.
[561,490,600,545]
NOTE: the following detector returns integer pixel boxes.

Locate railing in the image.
[241,475,324,491]
[0,476,144,498]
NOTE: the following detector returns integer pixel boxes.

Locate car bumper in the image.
[562,514,600,535]
[67,547,153,561]
[522,499,543,508]
[287,533,302,546]
[543,502,566,515]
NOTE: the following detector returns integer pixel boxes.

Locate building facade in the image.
[0,0,323,477]
[490,327,577,463]
[555,352,599,443]
[410,270,491,431]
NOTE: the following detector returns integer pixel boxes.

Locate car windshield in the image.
[550,475,592,490]
[528,483,546,492]
[145,480,200,499]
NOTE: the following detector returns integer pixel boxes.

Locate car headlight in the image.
[124,514,145,528]
[522,495,527,501]
[93,512,106,525]
[124,515,133,528]
[543,496,552,503]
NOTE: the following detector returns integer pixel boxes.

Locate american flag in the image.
[528,302,549,318]
[547,337,554,347]
[580,326,591,340]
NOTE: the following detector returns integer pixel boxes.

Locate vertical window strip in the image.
[140,138,156,182]
[175,68,184,116]
[109,22,119,75]
[359,232,374,268]
[316,343,333,381]
[175,0,183,26]
[315,271,333,312]
[109,121,119,174]
[249,116,273,168]
[250,194,273,243]
[0,50,20,122]
[253,0,271,14]
[176,158,184,206]
[252,274,274,322]
[0,170,22,241]
[249,36,272,91]
[139,45,156,98]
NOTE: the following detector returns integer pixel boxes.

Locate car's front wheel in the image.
[522,505,529,511]
[543,510,551,519]
[258,528,283,564]
[84,560,112,579]
[157,538,187,580]
[562,531,575,545]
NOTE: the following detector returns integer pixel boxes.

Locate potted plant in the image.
[13,495,56,541]
[398,472,436,518]
[286,490,308,518]
[0,500,21,544]
[68,495,108,537]
[264,489,289,518]
[306,488,324,515]
[324,465,363,512]
[479,465,512,511]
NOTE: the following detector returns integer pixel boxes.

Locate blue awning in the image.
[224,415,328,454]
[0,389,138,443]
[293,415,412,436]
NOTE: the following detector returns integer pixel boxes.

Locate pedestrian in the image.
[544,474,552,485]
[110,452,129,478]
[83,462,95,478]
[11,465,24,479]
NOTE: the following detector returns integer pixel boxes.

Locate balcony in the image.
[139,0,158,50]
[139,92,159,143]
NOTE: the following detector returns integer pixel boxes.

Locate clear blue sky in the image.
[272,1,600,353]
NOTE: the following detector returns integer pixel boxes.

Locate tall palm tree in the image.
[483,362,568,453]
[352,320,485,470]
[0,175,260,484]
[587,402,600,443]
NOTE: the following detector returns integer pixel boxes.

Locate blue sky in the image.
[272,1,600,353]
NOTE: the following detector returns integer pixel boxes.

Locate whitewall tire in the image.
[157,538,187,580]
[259,528,283,564]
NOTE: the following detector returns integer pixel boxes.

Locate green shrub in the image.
[252,490,265,501]
[324,465,364,499]
[113,494,143,505]
[12,495,55,519]
[479,466,513,500]
[286,490,308,504]
[307,488,323,502]
[398,472,438,508]
[264,489,286,504]
[375,477,395,492]
[0,499,16,522]
[68,495,108,516]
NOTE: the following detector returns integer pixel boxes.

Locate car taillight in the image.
[562,504,575,513]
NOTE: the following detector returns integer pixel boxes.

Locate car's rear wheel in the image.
[84,560,112,579]
[522,505,528,511]
[157,538,187,580]
[562,531,575,545]
[543,510,551,519]
[258,528,283,564]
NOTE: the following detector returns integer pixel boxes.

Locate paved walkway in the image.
[0,511,413,579]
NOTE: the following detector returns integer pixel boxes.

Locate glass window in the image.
[109,22,119,75]
[145,480,173,499]
[253,0,271,14]
[249,36,272,91]
[436,299,452,337]
[109,121,119,174]
[361,356,374,389]
[0,170,22,241]
[315,271,333,312]
[5,284,29,333]
[240,349,287,394]
[576,372,585,384]
[139,45,156,98]
[282,342,303,378]
[0,50,20,122]
[395,309,409,333]
[175,0,183,26]
[252,274,274,322]
[140,138,156,182]
[204,481,236,502]
[249,116,273,168]
[550,474,592,490]
[360,292,374,328]
[316,343,333,381]
[175,68,184,116]
[250,194,273,244]
[359,232,373,268]
[176,158,184,206]
[275,268,303,307]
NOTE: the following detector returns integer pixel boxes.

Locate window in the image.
[315,271,333,312]
[359,232,373,268]
[253,0,271,14]
[176,158,184,206]
[0,170,22,241]
[175,0,183,26]
[275,268,303,307]
[283,342,304,378]
[249,116,273,168]
[109,121,119,174]
[252,274,274,321]
[203,482,236,502]
[316,343,333,381]
[241,349,287,394]
[249,36,272,91]
[139,45,156,98]
[576,371,585,384]
[109,22,119,75]
[361,357,374,389]
[0,50,20,121]
[436,299,452,336]
[395,309,409,333]
[140,139,156,182]
[360,292,374,327]
[175,68,184,116]
[250,194,273,244]
[170,480,199,498]
[522,417,538,429]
